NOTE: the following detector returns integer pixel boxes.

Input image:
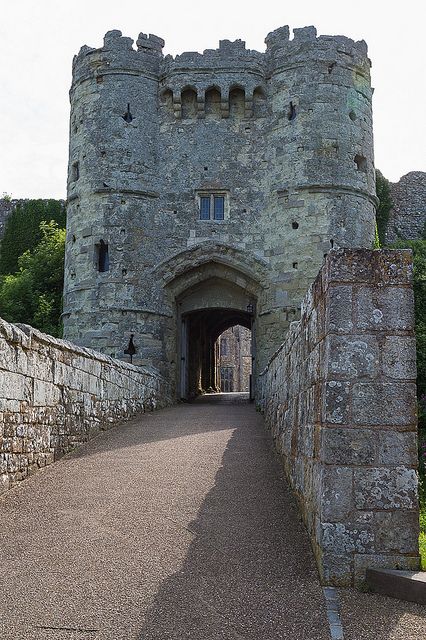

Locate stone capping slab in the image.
[7,322,164,380]
[366,569,426,605]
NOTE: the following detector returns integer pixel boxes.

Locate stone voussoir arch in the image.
[153,241,269,292]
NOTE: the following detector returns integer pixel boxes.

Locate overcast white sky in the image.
[0,0,425,198]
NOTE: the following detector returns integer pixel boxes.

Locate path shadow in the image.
[135,417,330,639]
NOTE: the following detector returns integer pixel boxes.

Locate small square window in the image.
[213,196,225,220]
[198,192,228,220]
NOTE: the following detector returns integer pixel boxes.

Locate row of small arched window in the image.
[160,86,267,119]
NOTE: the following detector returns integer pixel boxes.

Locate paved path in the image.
[1,394,425,639]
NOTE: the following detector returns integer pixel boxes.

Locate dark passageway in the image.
[181,307,253,399]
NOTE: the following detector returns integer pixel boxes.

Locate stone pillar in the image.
[317,249,419,584]
[260,248,420,586]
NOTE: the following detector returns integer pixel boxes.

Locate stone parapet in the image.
[0,319,171,496]
[259,248,419,586]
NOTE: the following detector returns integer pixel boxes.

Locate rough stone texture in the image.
[386,171,426,242]
[0,199,19,238]
[63,26,376,399]
[259,248,419,586]
[0,317,171,495]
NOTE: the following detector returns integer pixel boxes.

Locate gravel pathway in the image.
[1,393,423,639]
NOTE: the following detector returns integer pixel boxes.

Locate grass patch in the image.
[420,505,426,571]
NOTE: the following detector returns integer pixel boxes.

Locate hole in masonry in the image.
[242,209,247,213]
[121,199,126,204]
[72,161,79,182]
[328,62,336,74]
[293,262,298,269]
[96,75,103,84]
[122,103,133,123]
[349,110,356,121]
[173,210,178,214]
[288,101,297,121]
[204,166,208,171]
[324,253,328,258]
[330,239,334,248]
[97,239,109,272]
[122,268,127,275]
[292,221,299,229]
[354,153,367,172]
[72,235,76,243]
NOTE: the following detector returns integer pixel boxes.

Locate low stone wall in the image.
[259,248,419,586]
[0,319,171,495]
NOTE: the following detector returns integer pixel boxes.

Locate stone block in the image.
[0,473,10,495]
[325,335,379,379]
[378,431,417,466]
[382,336,417,379]
[354,553,420,586]
[325,285,353,334]
[320,466,353,521]
[354,467,418,510]
[325,249,413,288]
[33,381,61,407]
[322,381,350,424]
[321,428,376,465]
[321,522,374,555]
[0,370,27,401]
[352,382,417,426]
[320,553,352,587]
[354,287,414,332]
[373,511,419,554]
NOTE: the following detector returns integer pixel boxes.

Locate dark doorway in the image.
[180,308,253,400]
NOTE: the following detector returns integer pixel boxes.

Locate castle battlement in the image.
[72,25,370,88]
[64,24,377,393]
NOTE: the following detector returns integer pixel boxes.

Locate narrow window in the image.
[72,161,79,182]
[220,338,228,356]
[200,196,211,220]
[214,196,225,220]
[288,102,297,121]
[98,240,109,272]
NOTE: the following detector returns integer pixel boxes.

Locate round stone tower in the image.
[63,26,376,399]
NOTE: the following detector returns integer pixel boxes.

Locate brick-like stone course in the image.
[0,318,171,495]
[259,248,419,586]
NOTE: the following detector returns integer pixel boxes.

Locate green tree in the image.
[0,199,65,275]
[375,170,393,246]
[0,221,66,337]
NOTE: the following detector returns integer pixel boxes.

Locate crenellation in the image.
[64,24,377,393]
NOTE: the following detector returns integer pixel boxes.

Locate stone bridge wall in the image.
[0,320,171,495]
[259,248,419,586]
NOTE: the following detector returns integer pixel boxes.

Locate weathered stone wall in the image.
[259,248,419,586]
[386,171,426,242]
[63,26,376,398]
[0,318,171,496]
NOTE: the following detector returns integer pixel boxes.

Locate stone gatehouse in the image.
[63,25,376,399]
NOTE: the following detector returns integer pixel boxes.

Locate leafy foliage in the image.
[375,170,393,246]
[0,221,66,337]
[0,199,65,275]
